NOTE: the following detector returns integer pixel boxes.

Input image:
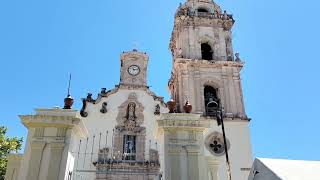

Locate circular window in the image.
[205,132,230,156]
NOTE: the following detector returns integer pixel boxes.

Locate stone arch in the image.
[197,7,210,13]
[201,79,223,114]
[199,35,215,48]
[198,35,216,60]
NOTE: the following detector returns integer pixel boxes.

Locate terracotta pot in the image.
[167,99,176,113]
[184,101,192,113]
[64,96,74,109]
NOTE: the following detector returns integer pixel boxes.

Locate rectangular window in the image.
[123,135,136,160]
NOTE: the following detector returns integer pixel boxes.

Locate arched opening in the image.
[204,86,219,116]
[197,8,209,13]
[201,43,213,60]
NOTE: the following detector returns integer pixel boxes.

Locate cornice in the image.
[20,114,81,128]
[157,113,210,130]
[174,58,244,68]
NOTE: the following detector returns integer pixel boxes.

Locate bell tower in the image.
[160,1,253,179]
[169,0,245,118]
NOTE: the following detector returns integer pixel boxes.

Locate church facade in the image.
[5,0,253,180]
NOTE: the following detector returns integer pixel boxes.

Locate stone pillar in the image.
[157,113,210,180]
[15,108,88,180]
[5,154,23,180]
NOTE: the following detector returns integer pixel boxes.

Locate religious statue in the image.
[127,102,136,121]
[223,11,228,20]
[178,48,183,58]
[235,53,241,62]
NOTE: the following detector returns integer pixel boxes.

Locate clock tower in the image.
[119,49,148,88]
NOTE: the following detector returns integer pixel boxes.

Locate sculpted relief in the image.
[116,93,144,131]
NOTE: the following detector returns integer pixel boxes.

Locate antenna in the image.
[67,73,72,96]
[63,73,74,109]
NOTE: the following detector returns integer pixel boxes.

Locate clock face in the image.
[128,65,140,76]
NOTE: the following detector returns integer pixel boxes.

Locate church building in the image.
[5,0,253,180]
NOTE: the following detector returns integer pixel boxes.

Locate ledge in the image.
[157,113,210,130]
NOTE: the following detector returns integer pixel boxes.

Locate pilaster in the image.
[26,142,46,180]
[17,108,88,180]
[157,113,210,180]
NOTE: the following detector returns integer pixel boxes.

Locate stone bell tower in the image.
[169,0,246,118]
[158,0,253,180]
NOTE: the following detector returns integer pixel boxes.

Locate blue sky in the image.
[0,0,319,161]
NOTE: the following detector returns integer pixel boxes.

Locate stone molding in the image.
[157,113,210,135]
[80,85,166,117]
[20,109,88,138]
[48,143,65,150]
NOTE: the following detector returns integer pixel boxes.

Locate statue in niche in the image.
[127,102,136,121]
[177,48,183,58]
[125,102,137,130]
[116,93,145,131]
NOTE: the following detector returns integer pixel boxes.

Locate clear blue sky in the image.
[0,0,319,161]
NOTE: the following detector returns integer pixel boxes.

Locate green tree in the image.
[0,126,23,180]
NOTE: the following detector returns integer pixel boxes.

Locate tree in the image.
[0,126,23,180]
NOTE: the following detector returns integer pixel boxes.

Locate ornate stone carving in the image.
[205,132,230,156]
[100,88,107,94]
[154,104,160,115]
[235,52,241,62]
[100,102,108,114]
[80,98,88,117]
[149,149,160,163]
[86,93,95,103]
[116,93,144,131]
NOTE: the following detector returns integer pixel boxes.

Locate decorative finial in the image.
[184,100,192,113]
[235,53,241,62]
[133,41,139,52]
[64,74,74,109]
[167,99,176,113]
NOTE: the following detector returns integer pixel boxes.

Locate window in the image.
[123,135,136,160]
[197,8,209,13]
[201,43,213,60]
[204,86,219,116]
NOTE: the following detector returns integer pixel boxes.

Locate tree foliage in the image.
[0,126,23,180]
